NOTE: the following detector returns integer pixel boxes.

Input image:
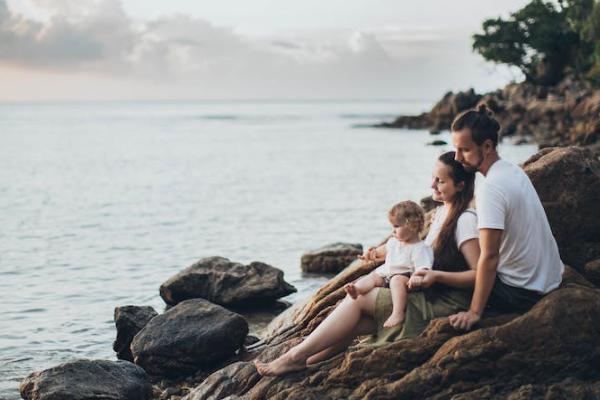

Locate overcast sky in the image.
[1,0,531,101]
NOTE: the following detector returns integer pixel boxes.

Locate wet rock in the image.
[426,140,447,146]
[301,242,363,273]
[523,146,600,269]
[113,305,158,362]
[244,335,260,347]
[130,299,248,378]
[19,359,152,400]
[160,256,296,307]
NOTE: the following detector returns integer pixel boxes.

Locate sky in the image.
[0,0,532,101]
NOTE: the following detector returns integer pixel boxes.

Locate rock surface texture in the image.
[378,77,600,149]
[300,242,363,273]
[19,359,152,400]
[523,146,600,269]
[131,299,248,378]
[160,256,296,307]
[113,305,158,362]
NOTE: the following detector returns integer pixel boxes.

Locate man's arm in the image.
[448,228,503,330]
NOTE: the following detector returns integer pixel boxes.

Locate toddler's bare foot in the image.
[254,353,306,376]
[344,283,358,299]
[383,312,405,328]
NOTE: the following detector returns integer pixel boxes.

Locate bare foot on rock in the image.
[254,353,306,376]
[383,312,404,328]
[344,283,358,299]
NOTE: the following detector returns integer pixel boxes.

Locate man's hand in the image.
[410,270,437,289]
[448,310,481,331]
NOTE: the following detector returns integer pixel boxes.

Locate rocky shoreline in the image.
[18,146,600,400]
[376,77,600,153]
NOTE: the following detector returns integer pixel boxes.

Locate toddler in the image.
[344,200,433,328]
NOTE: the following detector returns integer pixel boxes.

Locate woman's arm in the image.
[434,238,480,288]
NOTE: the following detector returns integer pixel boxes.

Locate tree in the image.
[473,0,597,85]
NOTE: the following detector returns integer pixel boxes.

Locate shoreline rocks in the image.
[113,305,158,362]
[160,256,296,308]
[19,359,152,400]
[301,242,363,273]
[376,76,600,150]
[131,299,249,378]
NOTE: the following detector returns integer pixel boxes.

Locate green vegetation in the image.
[473,0,600,85]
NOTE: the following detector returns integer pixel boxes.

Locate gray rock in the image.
[301,242,363,273]
[419,195,438,213]
[19,359,152,400]
[159,257,296,307]
[113,305,158,362]
[131,299,248,378]
[426,140,447,146]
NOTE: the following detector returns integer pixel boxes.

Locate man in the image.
[448,104,564,331]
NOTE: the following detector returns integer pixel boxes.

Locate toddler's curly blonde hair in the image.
[388,201,425,233]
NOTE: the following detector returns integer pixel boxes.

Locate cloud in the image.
[0,0,518,99]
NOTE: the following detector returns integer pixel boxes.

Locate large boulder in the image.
[113,305,158,362]
[159,257,296,307]
[523,146,600,269]
[183,282,600,399]
[584,258,600,287]
[19,359,152,400]
[301,242,363,273]
[130,299,248,378]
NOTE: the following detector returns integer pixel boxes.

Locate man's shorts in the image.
[489,277,544,312]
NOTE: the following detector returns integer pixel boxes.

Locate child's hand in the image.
[408,274,423,289]
[358,247,377,261]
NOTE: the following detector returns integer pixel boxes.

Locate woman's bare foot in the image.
[344,283,359,299]
[383,312,404,328]
[254,353,307,376]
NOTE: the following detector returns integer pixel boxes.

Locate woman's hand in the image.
[410,269,437,289]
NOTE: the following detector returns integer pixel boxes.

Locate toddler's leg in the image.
[383,274,410,328]
[344,272,385,299]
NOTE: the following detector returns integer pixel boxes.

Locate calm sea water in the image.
[0,100,537,398]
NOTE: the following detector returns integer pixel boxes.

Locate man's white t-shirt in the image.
[375,238,433,277]
[424,204,479,250]
[476,159,564,293]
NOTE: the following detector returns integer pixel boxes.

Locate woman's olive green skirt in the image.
[363,286,472,346]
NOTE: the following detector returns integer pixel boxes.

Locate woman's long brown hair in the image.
[433,151,475,267]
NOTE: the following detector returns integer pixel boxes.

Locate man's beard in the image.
[460,149,484,172]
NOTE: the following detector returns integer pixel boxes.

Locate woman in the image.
[255,151,480,376]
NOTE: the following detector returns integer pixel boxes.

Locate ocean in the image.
[0,100,537,398]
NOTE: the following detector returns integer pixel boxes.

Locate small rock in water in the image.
[160,256,296,307]
[131,299,248,378]
[427,140,447,146]
[19,359,152,400]
[301,242,363,273]
[113,305,158,362]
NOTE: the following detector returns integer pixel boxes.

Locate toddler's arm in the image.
[358,243,386,262]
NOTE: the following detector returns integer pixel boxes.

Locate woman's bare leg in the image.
[383,274,409,328]
[345,272,385,299]
[255,288,379,376]
[305,316,376,365]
